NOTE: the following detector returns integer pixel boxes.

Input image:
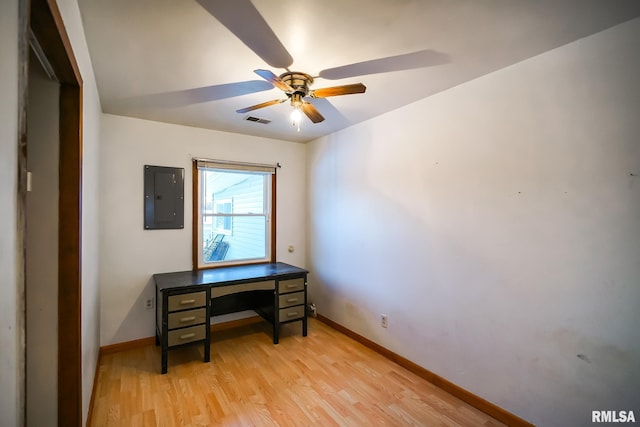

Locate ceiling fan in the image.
[195,0,449,129]
[237,70,366,129]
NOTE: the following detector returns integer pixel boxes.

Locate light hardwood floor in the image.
[90,318,507,426]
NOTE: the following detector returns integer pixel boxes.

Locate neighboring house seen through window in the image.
[194,159,276,269]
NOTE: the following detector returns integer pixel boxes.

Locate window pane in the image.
[202,170,265,215]
[202,216,266,263]
[213,199,232,235]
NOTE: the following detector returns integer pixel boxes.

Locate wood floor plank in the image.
[89,318,507,427]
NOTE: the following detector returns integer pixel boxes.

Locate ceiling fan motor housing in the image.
[281,72,313,97]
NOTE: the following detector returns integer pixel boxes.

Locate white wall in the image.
[99,114,306,346]
[0,1,22,425]
[307,18,640,427]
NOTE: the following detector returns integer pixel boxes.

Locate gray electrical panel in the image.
[144,165,184,230]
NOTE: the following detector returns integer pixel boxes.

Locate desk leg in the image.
[205,288,211,362]
[204,338,210,363]
[273,323,279,344]
[303,315,308,337]
[161,348,168,374]
[161,325,169,374]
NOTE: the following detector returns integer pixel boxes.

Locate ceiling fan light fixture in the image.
[290,93,303,132]
[290,107,302,132]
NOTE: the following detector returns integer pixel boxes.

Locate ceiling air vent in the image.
[244,116,271,125]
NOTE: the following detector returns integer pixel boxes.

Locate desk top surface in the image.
[154,262,308,291]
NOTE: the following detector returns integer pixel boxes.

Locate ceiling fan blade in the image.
[310,84,366,98]
[236,98,285,114]
[254,69,294,92]
[196,0,293,69]
[300,102,325,123]
[318,49,450,80]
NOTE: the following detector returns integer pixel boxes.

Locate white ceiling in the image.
[77,0,640,143]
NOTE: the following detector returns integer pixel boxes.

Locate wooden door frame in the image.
[21,0,83,425]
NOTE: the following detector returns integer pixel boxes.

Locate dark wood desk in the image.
[154,262,308,374]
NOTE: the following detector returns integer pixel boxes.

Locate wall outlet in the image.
[145,297,154,310]
[308,303,317,317]
[381,314,388,328]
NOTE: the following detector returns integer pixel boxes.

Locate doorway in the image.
[20,0,83,424]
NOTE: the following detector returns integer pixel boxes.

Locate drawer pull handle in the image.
[180,299,196,305]
[179,333,196,340]
[287,312,298,317]
[286,298,298,303]
[180,316,196,322]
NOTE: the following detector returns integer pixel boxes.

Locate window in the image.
[194,159,276,269]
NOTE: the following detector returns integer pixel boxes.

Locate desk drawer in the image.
[279,306,305,322]
[278,278,304,294]
[168,291,206,312]
[167,325,206,347]
[211,280,275,298]
[278,291,305,309]
[168,308,206,329]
